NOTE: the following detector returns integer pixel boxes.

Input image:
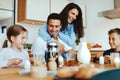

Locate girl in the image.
[0,25,29,67]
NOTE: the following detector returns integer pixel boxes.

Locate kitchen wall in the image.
[0,0,14,49]
[70,0,120,50]
[0,0,120,50]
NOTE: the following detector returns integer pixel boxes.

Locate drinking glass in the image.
[33,54,44,66]
[110,53,120,67]
[65,53,76,65]
[110,53,115,66]
[114,53,120,68]
[66,53,76,60]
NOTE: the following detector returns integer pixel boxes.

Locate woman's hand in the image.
[7,58,22,66]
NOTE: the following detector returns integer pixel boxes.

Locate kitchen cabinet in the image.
[0,0,15,49]
[51,0,68,13]
[26,0,49,22]
[17,0,69,25]
[0,0,14,25]
[90,50,104,62]
[0,0,15,29]
[0,0,13,10]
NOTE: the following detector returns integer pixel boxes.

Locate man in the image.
[31,13,75,63]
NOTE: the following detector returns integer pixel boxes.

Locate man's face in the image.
[109,32,120,49]
[47,19,61,38]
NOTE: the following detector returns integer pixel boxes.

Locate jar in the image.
[31,65,47,78]
[45,41,58,63]
[47,58,57,70]
[77,42,91,64]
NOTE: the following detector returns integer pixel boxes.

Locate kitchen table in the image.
[0,62,115,80]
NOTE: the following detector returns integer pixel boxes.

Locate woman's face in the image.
[67,8,79,23]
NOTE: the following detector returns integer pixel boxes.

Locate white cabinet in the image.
[17,0,69,24]
[26,0,49,21]
[0,0,13,10]
[51,0,69,13]
[0,0,14,21]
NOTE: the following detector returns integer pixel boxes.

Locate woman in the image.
[38,3,84,50]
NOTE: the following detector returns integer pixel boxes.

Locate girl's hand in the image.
[7,58,22,66]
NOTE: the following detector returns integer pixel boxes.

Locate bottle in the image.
[99,56,104,65]
[58,55,64,67]
[24,60,31,72]
[19,60,31,75]
[77,42,91,64]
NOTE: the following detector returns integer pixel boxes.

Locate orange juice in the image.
[110,57,114,66]
[31,65,47,78]
[34,60,42,66]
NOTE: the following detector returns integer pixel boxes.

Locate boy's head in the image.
[108,28,120,49]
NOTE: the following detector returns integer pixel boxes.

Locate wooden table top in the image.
[0,62,115,80]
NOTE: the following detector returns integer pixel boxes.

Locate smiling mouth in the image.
[52,32,57,34]
[50,32,58,37]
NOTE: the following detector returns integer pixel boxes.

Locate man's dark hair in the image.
[47,13,61,24]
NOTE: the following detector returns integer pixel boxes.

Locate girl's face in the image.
[67,8,79,23]
[11,31,28,50]
[109,32,120,49]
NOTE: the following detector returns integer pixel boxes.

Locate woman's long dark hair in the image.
[59,3,84,38]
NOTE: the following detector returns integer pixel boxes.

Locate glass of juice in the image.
[65,53,76,65]
[33,54,43,66]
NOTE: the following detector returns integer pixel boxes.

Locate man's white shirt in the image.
[31,36,72,62]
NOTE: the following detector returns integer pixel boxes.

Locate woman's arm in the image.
[58,24,76,50]
[38,24,52,42]
[58,32,74,48]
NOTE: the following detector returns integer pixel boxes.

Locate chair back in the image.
[90,68,120,80]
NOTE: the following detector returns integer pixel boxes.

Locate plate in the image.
[47,70,57,75]
[54,75,76,80]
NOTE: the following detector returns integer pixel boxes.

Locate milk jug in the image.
[77,42,91,64]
